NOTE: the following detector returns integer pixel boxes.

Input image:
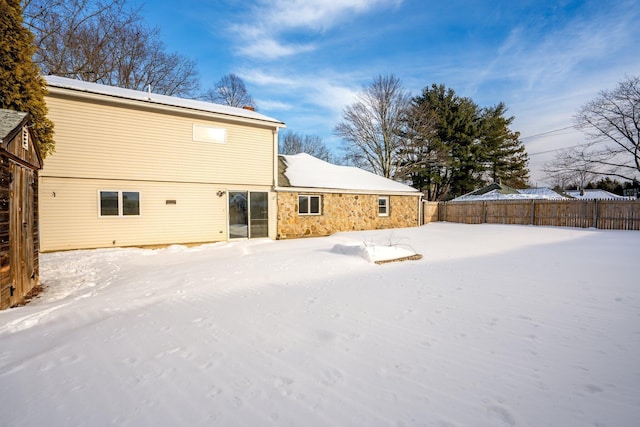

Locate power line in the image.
[527,142,592,156]
[520,125,578,141]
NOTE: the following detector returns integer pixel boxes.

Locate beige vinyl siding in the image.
[40,177,277,251]
[42,94,275,185]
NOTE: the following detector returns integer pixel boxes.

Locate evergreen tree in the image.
[0,0,54,156]
[409,84,483,199]
[404,85,530,199]
[480,103,529,187]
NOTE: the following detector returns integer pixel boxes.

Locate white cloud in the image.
[477,4,638,91]
[236,37,315,60]
[239,69,300,87]
[262,0,402,31]
[254,99,295,112]
[230,0,403,60]
[242,68,360,112]
[454,3,640,185]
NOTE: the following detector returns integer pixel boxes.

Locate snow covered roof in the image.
[44,75,284,126]
[452,183,567,201]
[518,187,568,200]
[565,189,632,200]
[279,153,420,194]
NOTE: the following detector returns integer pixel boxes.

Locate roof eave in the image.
[275,186,422,196]
[45,84,285,128]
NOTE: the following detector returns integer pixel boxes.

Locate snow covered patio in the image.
[1,223,638,426]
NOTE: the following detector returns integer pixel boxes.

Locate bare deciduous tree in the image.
[23,0,199,96]
[334,74,411,178]
[279,130,331,161]
[201,74,255,108]
[572,75,640,181]
[543,147,598,190]
[396,101,445,198]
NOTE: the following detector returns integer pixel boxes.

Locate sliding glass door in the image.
[228,191,268,239]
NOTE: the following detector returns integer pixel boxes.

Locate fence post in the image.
[593,199,598,228]
[530,200,535,225]
[482,201,487,223]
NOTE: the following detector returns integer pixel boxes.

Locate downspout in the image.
[272,128,279,188]
[272,128,279,239]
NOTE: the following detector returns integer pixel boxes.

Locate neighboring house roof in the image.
[452,183,567,201]
[44,75,285,127]
[565,189,632,200]
[518,187,568,200]
[278,153,421,194]
[0,109,28,140]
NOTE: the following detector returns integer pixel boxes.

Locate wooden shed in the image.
[0,109,43,309]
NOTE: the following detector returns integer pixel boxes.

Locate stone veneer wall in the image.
[277,192,420,239]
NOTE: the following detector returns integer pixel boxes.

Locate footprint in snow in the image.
[584,384,604,394]
[486,405,516,426]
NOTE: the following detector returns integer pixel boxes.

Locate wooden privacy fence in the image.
[422,200,640,230]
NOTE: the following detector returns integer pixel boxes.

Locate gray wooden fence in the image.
[423,199,640,231]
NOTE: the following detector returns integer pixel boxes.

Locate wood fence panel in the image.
[428,199,640,231]
[534,200,593,228]
[439,201,483,224]
[485,201,531,225]
[423,201,439,224]
[597,200,640,230]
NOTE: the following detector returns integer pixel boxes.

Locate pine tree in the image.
[409,84,484,199]
[480,103,529,187]
[0,0,54,157]
[403,86,530,199]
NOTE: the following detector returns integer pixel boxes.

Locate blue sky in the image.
[142,0,640,185]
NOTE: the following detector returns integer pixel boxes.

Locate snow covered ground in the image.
[1,223,639,427]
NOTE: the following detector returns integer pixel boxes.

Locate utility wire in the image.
[520,125,578,140]
[528,142,593,156]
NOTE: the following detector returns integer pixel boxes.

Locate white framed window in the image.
[193,124,226,143]
[299,195,321,215]
[378,196,389,217]
[99,191,141,217]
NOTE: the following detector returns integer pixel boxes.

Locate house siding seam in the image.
[277,192,420,239]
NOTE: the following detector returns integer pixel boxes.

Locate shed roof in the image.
[279,153,420,194]
[0,109,42,169]
[44,75,285,126]
[0,109,28,140]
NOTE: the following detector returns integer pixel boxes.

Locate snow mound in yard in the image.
[361,244,419,263]
[331,243,419,263]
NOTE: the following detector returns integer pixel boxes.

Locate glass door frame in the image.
[227,190,269,239]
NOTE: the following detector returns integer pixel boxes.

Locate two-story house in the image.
[40,76,285,252]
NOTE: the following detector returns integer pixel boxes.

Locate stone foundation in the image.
[277,192,420,239]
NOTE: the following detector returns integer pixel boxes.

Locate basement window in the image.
[299,195,321,215]
[99,191,141,217]
[378,196,389,216]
